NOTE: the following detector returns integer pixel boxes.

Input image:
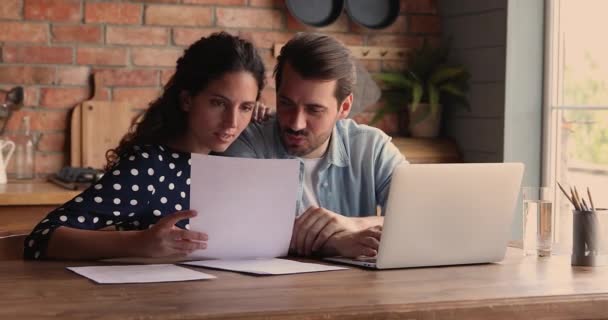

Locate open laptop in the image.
[325,163,524,269]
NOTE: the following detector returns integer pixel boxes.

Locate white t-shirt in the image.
[299,157,323,215]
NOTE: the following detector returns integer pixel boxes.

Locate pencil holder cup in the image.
[572,210,608,267]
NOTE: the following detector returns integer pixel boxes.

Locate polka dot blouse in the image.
[24,144,192,260]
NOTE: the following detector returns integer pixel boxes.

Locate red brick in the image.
[92,88,111,101]
[37,133,66,152]
[400,0,437,14]
[1,109,33,132]
[172,28,227,46]
[76,47,127,66]
[257,49,276,71]
[107,26,169,46]
[131,48,183,67]
[40,87,92,109]
[2,46,73,64]
[368,35,423,48]
[382,60,408,72]
[351,15,407,34]
[326,33,365,46]
[35,110,70,131]
[113,88,162,109]
[51,25,102,44]
[0,0,21,19]
[0,22,48,43]
[131,0,181,3]
[85,2,142,25]
[146,5,212,27]
[238,31,293,50]
[0,66,55,85]
[249,0,285,8]
[95,69,159,87]
[217,7,283,29]
[286,12,347,32]
[25,0,81,22]
[161,69,175,85]
[183,0,246,4]
[409,15,441,34]
[34,152,66,175]
[359,60,382,73]
[55,66,91,86]
[23,87,40,107]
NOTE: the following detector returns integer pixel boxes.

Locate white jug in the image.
[0,139,16,184]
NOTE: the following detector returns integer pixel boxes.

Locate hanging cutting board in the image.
[81,101,135,169]
[70,101,137,169]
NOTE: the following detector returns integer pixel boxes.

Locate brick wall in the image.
[0,0,440,177]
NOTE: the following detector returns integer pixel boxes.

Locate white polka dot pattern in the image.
[24,144,191,260]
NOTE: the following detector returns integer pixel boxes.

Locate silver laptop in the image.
[325,163,524,269]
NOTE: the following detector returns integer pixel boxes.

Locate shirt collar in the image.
[324,125,350,168]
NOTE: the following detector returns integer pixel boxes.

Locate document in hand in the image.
[189,155,300,260]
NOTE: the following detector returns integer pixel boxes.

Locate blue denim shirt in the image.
[221,119,407,217]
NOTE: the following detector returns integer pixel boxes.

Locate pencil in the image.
[570,187,581,211]
[575,186,586,211]
[582,198,590,212]
[587,187,596,211]
[557,181,573,204]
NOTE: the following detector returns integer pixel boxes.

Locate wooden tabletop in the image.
[2,248,608,319]
[0,180,79,206]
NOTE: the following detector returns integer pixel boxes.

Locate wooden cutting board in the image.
[70,101,138,169]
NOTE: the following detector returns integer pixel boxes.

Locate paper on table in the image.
[189,154,300,260]
[182,258,348,275]
[67,264,216,284]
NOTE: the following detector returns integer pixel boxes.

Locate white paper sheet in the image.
[189,154,300,260]
[182,259,348,275]
[67,264,216,284]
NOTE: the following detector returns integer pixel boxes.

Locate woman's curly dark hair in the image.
[105,32,266,170]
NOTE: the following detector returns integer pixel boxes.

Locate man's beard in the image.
[279,127,330,157]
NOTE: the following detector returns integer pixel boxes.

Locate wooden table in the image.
[0,181,79,237]
[1,248,608,319]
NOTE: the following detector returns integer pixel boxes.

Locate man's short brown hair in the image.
[274,32,356,105]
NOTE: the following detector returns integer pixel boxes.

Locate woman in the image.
[24,32,266,260]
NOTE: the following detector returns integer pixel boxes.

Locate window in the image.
[545,0,608,253]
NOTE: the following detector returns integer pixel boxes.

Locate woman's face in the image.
[181,71,258,154]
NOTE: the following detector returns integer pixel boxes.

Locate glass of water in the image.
[522,187,554,256]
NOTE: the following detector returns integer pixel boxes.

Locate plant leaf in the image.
[370,91,406,124]
[430,66,468,85]
[439,83,467,97]
[374,73,414,89]
[410,82,423,112]
[428,83,440,118]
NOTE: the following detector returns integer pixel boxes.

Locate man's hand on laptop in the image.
[324,226,382,258]
[291,206,379,256]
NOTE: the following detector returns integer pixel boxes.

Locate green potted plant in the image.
[373,40,470,137]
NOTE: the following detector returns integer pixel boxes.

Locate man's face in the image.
[276,63,351,158]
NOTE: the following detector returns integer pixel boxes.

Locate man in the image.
[223,32,407,258]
